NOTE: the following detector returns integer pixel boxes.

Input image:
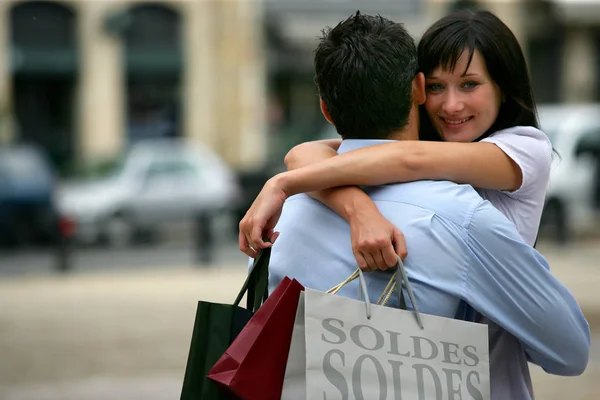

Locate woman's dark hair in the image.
[417,10,539,142]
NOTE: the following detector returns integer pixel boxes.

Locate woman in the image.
[239,10,553,399]
[240,10,551,262]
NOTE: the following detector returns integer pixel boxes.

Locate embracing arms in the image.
[282,139,522,194]
[282,139,409,270]
[239,138,522,263]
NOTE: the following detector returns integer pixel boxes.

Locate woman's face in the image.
[424,49,502,142]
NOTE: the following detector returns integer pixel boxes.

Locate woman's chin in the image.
[440,129,480,143]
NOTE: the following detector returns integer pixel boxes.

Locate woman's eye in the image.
[426,83,443,92]
[462,81,479,89]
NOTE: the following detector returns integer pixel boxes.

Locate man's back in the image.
[267,140,589,381]
[269,177,483,319]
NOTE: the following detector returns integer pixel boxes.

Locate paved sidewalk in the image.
[0,267,247,400]
[0,242,599,400]
[536,241,600,326]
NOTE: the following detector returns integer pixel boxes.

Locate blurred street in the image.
[0,238,599,399]
[0,238,247,277]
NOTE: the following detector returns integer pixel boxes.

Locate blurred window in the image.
[9,2,78,174]
[145,161,199,183]
[9,1,77,74]
[125,5,180,50]
[123,4,182,142]
[10,1,76,49]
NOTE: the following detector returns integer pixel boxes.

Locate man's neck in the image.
[385,103,420,141]
[386,126,419,141]
[340,126,418,142]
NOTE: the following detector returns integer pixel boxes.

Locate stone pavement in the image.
[535,241,600,326]
[0,242,599,399]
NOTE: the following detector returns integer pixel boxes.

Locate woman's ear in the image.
[320,98,334,125]
[413,72,426,105]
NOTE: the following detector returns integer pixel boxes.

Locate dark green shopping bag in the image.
[180,247,270,400]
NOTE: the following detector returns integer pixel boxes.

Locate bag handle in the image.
[328,256,424,329]
[234,244,271,312]
[388,256,423,329]
[328,268,372,320]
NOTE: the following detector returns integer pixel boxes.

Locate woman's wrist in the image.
[269,171,296,198]
[344,193,380,224]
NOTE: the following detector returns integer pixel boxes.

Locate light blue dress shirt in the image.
[262,139,590,399]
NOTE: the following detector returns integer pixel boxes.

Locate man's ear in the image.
[320,98,334,125]
[412,72,426,105]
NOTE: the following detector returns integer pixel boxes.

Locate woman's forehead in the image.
[429,49,488,77]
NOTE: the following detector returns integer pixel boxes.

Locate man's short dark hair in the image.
[314,11,418,139]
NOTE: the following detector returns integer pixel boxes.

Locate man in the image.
[239,10,590,386]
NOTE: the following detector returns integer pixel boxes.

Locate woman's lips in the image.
[440,116,473,130]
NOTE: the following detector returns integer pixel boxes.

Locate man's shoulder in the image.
[366,180,486,227]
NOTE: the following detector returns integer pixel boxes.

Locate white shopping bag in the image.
[282,259,490,400]
[281,291,308,399]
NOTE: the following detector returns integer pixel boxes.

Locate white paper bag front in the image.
[303,288,490,400]
[281,292,307,400]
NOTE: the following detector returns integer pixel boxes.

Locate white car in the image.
[57,139,241,246]
[538,104,600,243]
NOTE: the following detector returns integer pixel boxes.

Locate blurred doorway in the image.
[525,0,564,103]
[265,17,323,161]
[596,29,600,102]
[9,1,79,175]
[122,3,183,143]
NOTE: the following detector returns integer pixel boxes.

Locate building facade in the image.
[0,0,268,173]
[1,0,599,174]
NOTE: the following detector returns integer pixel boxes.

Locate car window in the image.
[145,161,199,182]
[575,128,600,157]
[101,155,128,179]
[538,109,569,145]
[0,148,52,184]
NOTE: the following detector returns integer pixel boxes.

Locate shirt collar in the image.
[337,139,397,154]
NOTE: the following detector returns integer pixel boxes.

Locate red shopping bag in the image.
[207,276,304,400]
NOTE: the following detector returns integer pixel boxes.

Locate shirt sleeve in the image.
[481,126,552,198]
[462,203,590,376]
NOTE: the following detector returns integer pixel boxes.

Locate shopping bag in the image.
[207,276,305,399]
[282,257,490,400]
[180,247,271,400]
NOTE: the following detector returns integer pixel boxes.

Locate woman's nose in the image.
[441,90,465,114]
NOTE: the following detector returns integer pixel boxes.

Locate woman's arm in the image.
[284,139,341,169]
[282,139,406,270]
[283,139,363,223]
[276,140,522,197]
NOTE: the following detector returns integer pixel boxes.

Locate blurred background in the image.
[0,0,600,399]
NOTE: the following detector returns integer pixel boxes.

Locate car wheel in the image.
[541,199,569,245]
[104,213,133,248]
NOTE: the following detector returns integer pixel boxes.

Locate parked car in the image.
[57,139,241,246]
[538,104,600,243]
[0,144,68,248]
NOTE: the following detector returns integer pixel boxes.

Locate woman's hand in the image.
[239,176,288,257]
[348,204,408,272]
